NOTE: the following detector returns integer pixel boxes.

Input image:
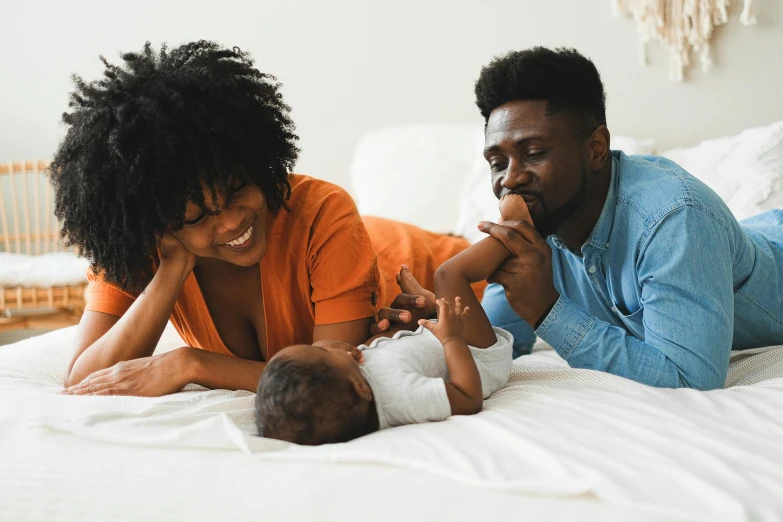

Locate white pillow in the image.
[662,121,783,221]
[455,136,658,243]
[350,124,484,233]
[0,252,89,288]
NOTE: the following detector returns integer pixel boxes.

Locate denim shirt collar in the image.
[550,152,619,253]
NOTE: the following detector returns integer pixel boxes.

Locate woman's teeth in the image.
[224,226,253,247]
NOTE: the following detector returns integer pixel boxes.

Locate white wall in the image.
[1,0,782,192]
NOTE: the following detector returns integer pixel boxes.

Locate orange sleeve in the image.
[307,194,380,326]
[84,269,137,317]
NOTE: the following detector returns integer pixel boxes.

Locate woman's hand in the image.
[419,297,470,345]
[62,347,196,397]
[312,338,365,363]
[371,265,437,335]
[158,232,196,274]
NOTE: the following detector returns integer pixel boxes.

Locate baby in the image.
[255,194,531,445]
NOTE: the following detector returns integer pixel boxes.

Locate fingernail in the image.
[477,222,486,230]
[416,297,425,306]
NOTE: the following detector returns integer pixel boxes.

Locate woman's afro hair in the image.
[49,40,299,291]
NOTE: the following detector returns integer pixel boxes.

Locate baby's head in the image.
[255,339,374,445]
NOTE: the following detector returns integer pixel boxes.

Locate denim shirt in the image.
[533,151,783,390]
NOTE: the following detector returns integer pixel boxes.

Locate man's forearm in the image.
[67,261,191,385]
[535,296,728,390]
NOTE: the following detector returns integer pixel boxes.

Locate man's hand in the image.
[478,219,560,328]
[419,297,470,346]
[62,347,195,397]
[371,265,437,335]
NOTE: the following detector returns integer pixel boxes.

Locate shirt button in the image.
[611,306,618,313]
[588,266,597,274]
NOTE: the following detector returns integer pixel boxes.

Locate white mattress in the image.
[2,325,782,522]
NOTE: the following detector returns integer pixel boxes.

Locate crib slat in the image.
[21,164,31,255]
[46,181,52,253]
[8,166,21,254]
[34,164,41,255]
[0,163,9,252]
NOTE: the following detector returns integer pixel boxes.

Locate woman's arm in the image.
[313,317,375,346]
[65,233,196,387]
[66,259,193,387]
[63,345,266,395]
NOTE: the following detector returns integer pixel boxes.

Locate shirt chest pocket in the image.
[609,299,645,339]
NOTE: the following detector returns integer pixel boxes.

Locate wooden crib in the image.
[0,161,86,333]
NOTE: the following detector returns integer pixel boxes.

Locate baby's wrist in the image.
[440,335,465,347]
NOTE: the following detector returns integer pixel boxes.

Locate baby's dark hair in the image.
[474,46,606,139]
[256,355,367,445]
[50,40,299,292]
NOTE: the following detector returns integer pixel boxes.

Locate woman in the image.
[54,41,478,396]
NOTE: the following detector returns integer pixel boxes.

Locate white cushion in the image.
[455,136,658,243]
[0,252,89,288]
[662,121,783,220]
[350,123,484,234]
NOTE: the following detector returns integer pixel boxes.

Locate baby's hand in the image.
[499,193,532,224]
[419,297,470,346]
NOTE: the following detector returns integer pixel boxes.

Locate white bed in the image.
[4,121,783,522]
[2,323,782,521]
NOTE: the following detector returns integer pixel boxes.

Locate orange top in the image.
[85,175,484,360]
[364,215,486,308]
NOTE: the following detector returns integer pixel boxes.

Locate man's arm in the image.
[485,206,735,390]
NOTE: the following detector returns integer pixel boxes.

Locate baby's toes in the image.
[500,193,532,224]
[398,265,429,296]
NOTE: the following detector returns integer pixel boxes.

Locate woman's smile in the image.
[221,223,255,249]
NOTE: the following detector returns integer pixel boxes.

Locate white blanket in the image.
[2,325,782,521]
[0,252,89,287]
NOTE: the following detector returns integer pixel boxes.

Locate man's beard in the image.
[531,168,590,238]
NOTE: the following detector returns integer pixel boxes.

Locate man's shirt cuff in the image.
[535,295,596,360]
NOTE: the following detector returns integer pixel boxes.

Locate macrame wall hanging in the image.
[613,0,757,81]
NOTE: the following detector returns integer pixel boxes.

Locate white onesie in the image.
[358,324,513,430]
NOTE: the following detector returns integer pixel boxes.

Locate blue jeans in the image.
[481,283,536,357]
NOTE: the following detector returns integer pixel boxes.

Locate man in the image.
[473,47,783,390]
[377,46,783,390]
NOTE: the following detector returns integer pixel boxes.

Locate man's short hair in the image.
[255,356,367,445]
[474,47,606,139]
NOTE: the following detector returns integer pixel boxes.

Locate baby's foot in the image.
[499,193,533,224]
[397,264,433,301]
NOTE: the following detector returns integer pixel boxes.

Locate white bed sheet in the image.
[1,325,782,522]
